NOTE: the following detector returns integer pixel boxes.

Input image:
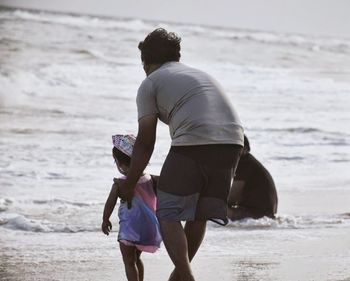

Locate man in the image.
[227,135,278,220]
[118,28,244,281]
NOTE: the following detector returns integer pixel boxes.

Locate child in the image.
[102,134,162,281]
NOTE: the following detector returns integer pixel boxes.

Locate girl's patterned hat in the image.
[112,134,136,157]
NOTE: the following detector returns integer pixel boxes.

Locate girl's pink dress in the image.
[118,174,162,253]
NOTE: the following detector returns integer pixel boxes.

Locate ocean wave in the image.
[0,197,103,233]
[32,198,101,207]
[69,48,135,65]
[44,172,73,180]
[212,28,350,54]
[11,9,152,32]
[331,158,350,163]
[0,170,37,179]
[321,137,349,146]
[6,9,350,54]
[270,156,305,161]
[0,105,108,121]
[0,198,13,212]
[251,127,323,134]
[0,197,102,208]
[7,128,83,135]
[0,37,28,48]
[1,215,100,233]
[72,48,105,59]
[1,212,348,233]
[281,141,349,147]
[250,126,350,138]
[222,214,350,230]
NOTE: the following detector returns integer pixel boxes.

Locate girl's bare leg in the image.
[136,250,144,281]
[119,243,139,281]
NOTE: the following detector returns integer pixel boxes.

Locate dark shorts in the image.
[156,144,242,225]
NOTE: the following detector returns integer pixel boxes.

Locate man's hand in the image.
[101,220,112,235]
[114,178,134,209]
[111,115,157,209]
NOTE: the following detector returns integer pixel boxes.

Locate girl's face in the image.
[115,159,129,176]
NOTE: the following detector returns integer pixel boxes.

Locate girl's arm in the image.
[101,181,119,235]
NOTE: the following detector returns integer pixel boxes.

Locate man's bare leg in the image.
[159,220,195,281]
[185,220,207,261]
[168,220,207,281]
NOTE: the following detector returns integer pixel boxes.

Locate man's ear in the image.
[144,64,162,76]
[143,63,150,75]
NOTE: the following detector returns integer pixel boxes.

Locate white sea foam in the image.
[1,210,348,233]
[2,215,100,233]
[4,215,50,232]
[0,198,13,212]
[224,214,350,230]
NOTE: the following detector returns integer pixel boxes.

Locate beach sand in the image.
[1,226,350,281]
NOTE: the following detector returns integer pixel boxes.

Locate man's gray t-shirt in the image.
[136,62,244,146]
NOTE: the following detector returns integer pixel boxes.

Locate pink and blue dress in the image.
[118,174,162,253]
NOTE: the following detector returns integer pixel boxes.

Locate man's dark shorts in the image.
[157,144,242,225]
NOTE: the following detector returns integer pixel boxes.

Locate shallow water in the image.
[1,7,350,281]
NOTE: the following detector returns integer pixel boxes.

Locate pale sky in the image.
[1,0,350,38]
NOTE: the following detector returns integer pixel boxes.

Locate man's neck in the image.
[146,63,162,76]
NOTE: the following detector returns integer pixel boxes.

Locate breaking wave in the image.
[3,8,350,54]
[223,214,350,230]
[1,215,100,233]
[1,212,349,233]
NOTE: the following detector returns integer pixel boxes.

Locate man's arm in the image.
[119,114,158,207]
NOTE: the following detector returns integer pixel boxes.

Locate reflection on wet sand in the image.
[234,260,278,281]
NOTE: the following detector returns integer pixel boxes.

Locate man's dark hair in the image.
[112,147,131,166]
[138,28,181,65]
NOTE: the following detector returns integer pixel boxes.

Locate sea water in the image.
[0,8,350,281]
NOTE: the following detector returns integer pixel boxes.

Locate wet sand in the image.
[1,227,350,281]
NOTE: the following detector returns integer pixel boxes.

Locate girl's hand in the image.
[101,220,112,235]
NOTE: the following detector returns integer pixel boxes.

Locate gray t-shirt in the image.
[136,62,244,146]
